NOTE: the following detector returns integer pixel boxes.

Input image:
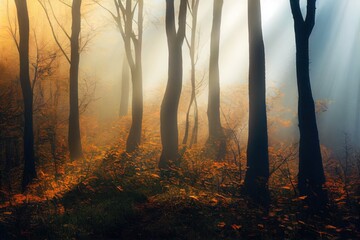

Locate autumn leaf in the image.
[150,173,160,179]
[189,195,199,201]
[231,224,241,230]
[217,222,226,228]
[325,225,337,230]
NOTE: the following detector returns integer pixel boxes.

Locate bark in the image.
[159,0,187,169]
[125,0,143,152]
[290,0,326,200]
[119,56,130,117]
[208,0,224,139]
[244,0,269,201]
[15,0,37,190]
[68,0,83,160]
[207,0,226,160]
[183,0,200,146]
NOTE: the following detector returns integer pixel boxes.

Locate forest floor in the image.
[0,143,359,239]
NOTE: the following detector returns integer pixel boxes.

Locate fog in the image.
[1,0,359,151]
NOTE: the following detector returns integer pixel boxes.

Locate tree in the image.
[290,0,326,201]
[96,0,144,152]
[183,0,200,146]
[207,0,226,160]
[244,0,269,201]
[38,0,84,160]
[159,0,187,170]
[14,0,37,190]
[68,0,83,160]
[119,56,130,117]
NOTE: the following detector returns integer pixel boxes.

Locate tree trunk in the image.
[15,0,37,190]
[183,0,200,146]
[159,0,187,170]
[207,0,226,160]
[68,0,83,160]
[244,0,269,201]
[125,0,143,153]
[119,56,130,117]
[126,63,143,152]
[290,0,326,201]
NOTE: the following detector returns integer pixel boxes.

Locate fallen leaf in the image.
[231,224,241,230]
[217,222,226,228]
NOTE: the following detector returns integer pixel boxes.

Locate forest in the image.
[0,0,359,239]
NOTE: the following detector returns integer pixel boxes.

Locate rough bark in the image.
[290,0,326,201]
[159,0,187,170]
[68,0,83,160]
[244,0,269,201]
[207,0,226,160]
[119,56,130,117]
[15,0,37,190]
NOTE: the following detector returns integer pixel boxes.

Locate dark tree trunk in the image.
[15,0,37,190]
[119,56,130,117]
[290,0,326,201]
[68,0,83,160]
[126,62,143,152]
[183,0,200,146]
[125,0,143,153]
[207,0,226,160]
[159,0,187,170]
[244,0,269,201]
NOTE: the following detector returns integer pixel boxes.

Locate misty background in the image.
[1,0,359,151]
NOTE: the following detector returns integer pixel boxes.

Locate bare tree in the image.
[183,0,200,146]
[207,0,226,160]
[244,0,269,202]
[14,0,37,190]
[96,0,144,152]
[290,0,327,203]
[38,0,84,160]
[159,0,187,170]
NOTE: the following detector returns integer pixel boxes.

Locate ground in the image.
[0,142,359,239]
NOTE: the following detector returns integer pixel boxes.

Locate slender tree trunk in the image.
[15,0,37,190]
[68,0,83,160]
[183,0,200,146]
[119,56,130,117]
[125,0,143,153]
[207,0,226,160]
[159,0,187,170]
[244,0,269,201]
[290,0,326,200]
[126,61,143,152]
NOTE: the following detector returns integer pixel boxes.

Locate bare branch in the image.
[37,0,71,64]
[48,0,71,40]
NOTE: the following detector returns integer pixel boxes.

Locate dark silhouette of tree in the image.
[159,0,187,170]
[96,0,144,152]
[14,0,37,190]
[244,0,269,202]
[290,0,327,201]
[183,0,200,146]
[119,56,130,117]
[68,0,83,160]
[207,0,226,160]
[38,0,84,160]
